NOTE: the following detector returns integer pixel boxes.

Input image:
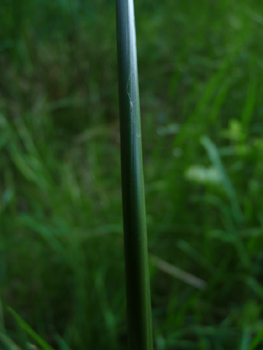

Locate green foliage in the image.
[1,0,263,349]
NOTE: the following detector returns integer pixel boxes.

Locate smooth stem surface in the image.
[116,1,153,350]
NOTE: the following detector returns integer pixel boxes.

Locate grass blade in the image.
[150,255,207,290]
[248,328,263,350]
[0,332,22,350]
[201,135,244,225]
[8,308,54,350]
[116,1,153,349]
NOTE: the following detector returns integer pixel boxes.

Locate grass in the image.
[1,0,263,349]
[116,0,153,349]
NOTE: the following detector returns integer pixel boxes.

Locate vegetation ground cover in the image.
[1,0,263,349]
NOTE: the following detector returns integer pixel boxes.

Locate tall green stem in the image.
[116,1,153,350]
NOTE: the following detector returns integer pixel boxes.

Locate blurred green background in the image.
[1,0,263,349]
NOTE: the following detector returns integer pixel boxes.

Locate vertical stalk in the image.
[116,1,153,350]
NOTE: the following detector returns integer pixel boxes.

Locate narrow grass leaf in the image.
[240,330,251,350]
[241,74,257,129]
[54,335,72,350]
[248,328,263,350]
[201,135,243,225]
[150,255,206,290]
[8,308,54,350]
[0,332,22,350]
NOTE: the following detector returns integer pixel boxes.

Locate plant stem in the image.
[116,1,153,349]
